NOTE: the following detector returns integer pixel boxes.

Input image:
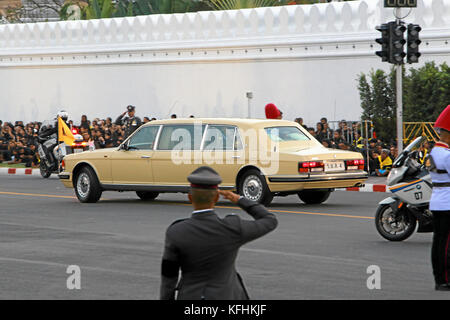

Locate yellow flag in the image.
[58,116,75,145]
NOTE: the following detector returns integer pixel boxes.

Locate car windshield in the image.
[264,126,310,142]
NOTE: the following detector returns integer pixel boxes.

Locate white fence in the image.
[0,0,449,125]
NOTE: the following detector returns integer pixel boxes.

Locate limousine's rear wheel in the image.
[74,166,102,203]
[136,191,159,201]
[297,190,331,205]
[239,169,273,206]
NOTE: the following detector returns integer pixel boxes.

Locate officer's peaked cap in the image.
[188,166,222,189]
[127,105,136,112]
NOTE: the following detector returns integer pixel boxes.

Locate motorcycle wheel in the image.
[375,204,417,241]
[39,162,51,179]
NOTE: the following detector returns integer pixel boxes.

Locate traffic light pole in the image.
[376,3,420,154]
[396,63,403,154]
[395,8,403,154]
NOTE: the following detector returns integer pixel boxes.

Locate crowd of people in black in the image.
[0,114,433,176]
[294,117,434,176]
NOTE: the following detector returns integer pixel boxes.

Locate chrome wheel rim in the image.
[243,175,263,201]
[77,173,90,199]
[380,207,408,235]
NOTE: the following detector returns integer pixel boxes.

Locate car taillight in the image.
[61,160,65,170]
[299,161,324,173]
[346,159,365,170]
[72,142,87,148]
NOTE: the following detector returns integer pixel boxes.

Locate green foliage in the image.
[209,0,284,10]
[358,69,396,143]
[84,0,114,19]
[404,62,450,122]
[358,62,450,142]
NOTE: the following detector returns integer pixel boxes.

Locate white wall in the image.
[1,0,450,127]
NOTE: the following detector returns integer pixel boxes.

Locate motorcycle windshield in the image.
[392,136,427,168]
[39,119,56,134]
[404,136,427,153]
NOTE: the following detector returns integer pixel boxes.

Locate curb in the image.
[337,184,388,193]
[0,168,41,176]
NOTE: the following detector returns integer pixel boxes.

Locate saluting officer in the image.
[115,105,142,138]
[427,105,450,291]
[160,166,278,300]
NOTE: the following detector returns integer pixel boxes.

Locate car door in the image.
[202,125,244,186]
[152,124,206,186]
[110,125,160,185]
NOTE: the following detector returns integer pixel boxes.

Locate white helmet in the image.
[57,110,69,121]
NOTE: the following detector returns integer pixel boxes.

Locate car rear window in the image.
[265,126,310,142]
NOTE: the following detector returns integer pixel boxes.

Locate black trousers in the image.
[431,210,450,285]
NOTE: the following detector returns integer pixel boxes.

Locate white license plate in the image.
[324,161,345,172]
[74,148,83,153]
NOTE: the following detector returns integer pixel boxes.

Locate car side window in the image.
[265,126,310,142]
[127,126,159,150]
[203,125,238,151]
[157,124,206,150]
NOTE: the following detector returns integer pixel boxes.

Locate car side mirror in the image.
[120,143,128,151]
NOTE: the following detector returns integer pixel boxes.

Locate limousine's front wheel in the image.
[239,169,273,206]
[74,166,102,203]
[136,191,159,201]
[297,190,331,205]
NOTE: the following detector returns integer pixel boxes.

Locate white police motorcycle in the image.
[37,120,85,178]
[375,136,433,241]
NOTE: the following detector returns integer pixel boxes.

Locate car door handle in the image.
[141,156,152,159]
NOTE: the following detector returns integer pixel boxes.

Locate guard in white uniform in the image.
[428,105,450,291]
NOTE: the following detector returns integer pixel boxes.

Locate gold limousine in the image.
[59,118,368,205]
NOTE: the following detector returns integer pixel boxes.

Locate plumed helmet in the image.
[57,110,69,121]
[265,103,281,119]
[435,105,450,132]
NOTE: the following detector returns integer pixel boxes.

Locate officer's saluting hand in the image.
[160,166,278,300]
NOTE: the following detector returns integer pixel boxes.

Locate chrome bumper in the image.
[268,171,368,183]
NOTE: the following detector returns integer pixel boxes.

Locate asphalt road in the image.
[0,175,447,300]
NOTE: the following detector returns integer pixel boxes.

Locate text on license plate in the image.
[324,161,345,172]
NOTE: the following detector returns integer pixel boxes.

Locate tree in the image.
[358,62,450,142]
[404,62,450,122]
[358,69,396,144]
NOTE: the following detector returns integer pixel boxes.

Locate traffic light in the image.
[407,24,421,64]
[375,23,390,62]
[389,21,406,65]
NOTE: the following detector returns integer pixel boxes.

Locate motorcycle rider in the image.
[115,105,142,139]
[428,105,450,291]
[39,110,69,166]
